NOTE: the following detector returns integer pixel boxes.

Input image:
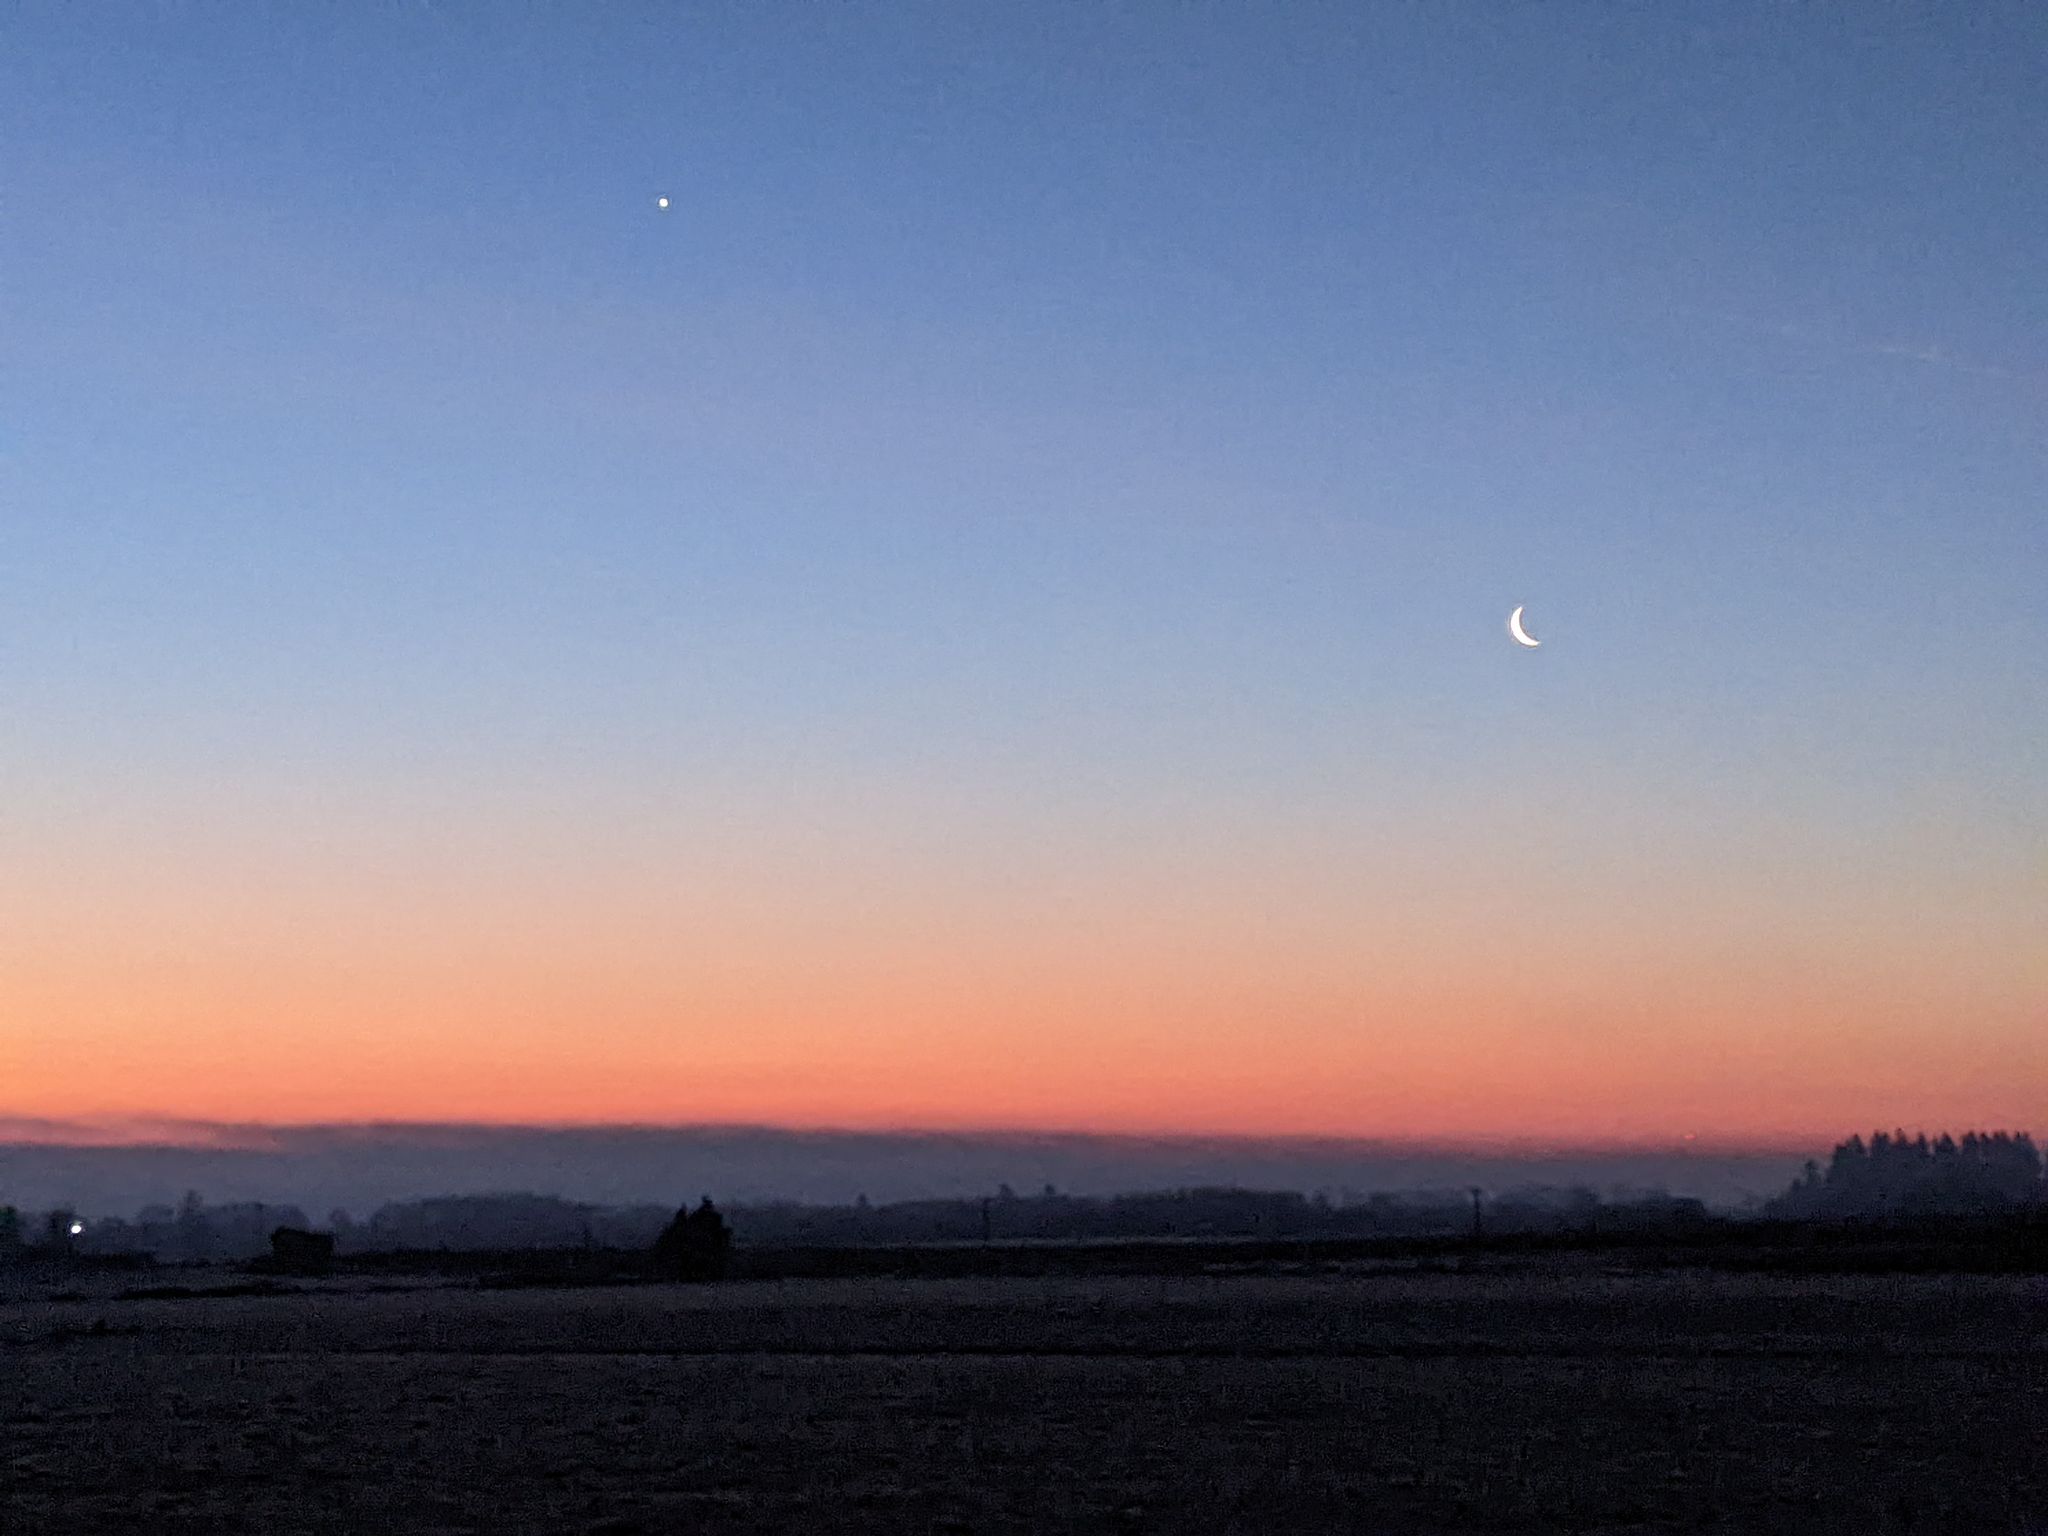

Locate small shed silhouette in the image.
[268,1226,336,1274]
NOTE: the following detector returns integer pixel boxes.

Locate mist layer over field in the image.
[0,1120,1805,1216]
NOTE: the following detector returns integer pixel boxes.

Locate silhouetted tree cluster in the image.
[35,1192,673,1264]
[9,1176,1742,1269]
[0,1204,91,1264]
[349,1193,669,1253]
[653,1197,732,1280]
[725,1184,1706,1246]
[1771,1131,2045,1221]
[76,1193,310,1262]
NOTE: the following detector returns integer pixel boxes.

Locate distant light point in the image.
[656,196,670,209]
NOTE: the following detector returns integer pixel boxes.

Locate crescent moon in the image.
[1507,605,1540,648]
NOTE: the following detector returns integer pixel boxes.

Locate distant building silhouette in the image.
[268,1227,336,1274]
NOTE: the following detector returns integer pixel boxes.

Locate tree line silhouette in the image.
[7,1131,2039,1270]
[8,1182,1708,1263]
[1768,1131,2043,1220]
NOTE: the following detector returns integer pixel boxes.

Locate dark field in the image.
[5,1267,2046,1534]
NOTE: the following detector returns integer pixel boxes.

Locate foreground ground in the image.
[4,1264,2045,1533]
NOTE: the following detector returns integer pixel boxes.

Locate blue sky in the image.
[2,4,2043,1136]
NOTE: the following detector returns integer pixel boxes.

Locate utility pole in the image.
[1468,1187,1484,1240]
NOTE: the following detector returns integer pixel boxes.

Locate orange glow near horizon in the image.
[7,881,2041,1147]
[6,758,2042,1149]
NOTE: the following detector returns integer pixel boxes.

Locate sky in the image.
[2,4,2043,1149]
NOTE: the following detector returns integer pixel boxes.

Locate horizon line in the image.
[0,1113,1885,1158]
